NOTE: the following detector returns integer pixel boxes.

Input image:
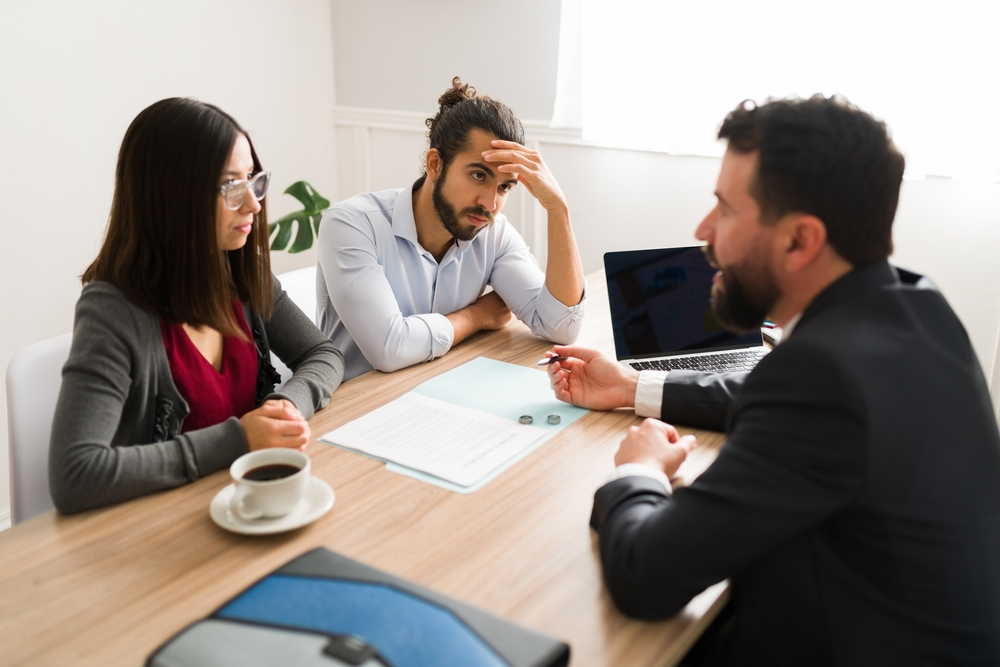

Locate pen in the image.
[536,355,567,366]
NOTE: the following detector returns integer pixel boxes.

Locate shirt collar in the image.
[391,186,420,248]
[393,183,475,259]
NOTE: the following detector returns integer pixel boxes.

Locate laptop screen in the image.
[604,246,764,360]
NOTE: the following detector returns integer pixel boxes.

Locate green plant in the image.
[268,181,330,253]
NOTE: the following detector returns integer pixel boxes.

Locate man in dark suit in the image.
[546,96,1000,665]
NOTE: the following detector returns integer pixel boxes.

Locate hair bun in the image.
[426,77,490,131]
[423,77,523,165]
[438,76,484,111]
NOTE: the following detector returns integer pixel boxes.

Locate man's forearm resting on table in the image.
[356,312,453,373]
[445,304,486,346]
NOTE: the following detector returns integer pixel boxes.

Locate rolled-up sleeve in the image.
[487,223,586,344]
[405,312,454,360]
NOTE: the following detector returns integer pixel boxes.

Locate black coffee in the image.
[243,464,302,481]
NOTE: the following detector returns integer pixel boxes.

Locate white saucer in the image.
[209,477,335,535]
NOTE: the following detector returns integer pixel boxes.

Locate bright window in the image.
[554,0,1000,181]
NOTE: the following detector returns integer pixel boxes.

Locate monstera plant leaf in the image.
[268,181,331,253]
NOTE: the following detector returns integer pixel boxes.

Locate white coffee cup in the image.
[229,449,311,521]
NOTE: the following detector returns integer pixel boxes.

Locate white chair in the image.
[272,266,318,387]
[6,333,72,524]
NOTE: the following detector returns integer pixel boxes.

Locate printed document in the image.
[321,392,547,487]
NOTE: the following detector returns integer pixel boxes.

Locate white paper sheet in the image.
[321,392,548,487]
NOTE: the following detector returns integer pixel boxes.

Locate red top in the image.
[160,302,258,433]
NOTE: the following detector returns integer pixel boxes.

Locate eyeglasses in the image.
[219,170,271,210]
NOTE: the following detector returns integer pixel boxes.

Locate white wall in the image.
[0,0,338,526]
[330,0,561,121]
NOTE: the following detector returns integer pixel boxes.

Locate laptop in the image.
[604,246,769,373]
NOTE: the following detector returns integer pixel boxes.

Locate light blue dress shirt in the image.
[317,186,585,381]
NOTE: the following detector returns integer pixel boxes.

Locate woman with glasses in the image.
[49,98,344,514]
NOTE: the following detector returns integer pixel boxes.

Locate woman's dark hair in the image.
[719,95,905,267]
[424,77,525,171]
[83,97,273,337]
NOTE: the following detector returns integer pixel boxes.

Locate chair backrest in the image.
[271,266,319,388]
[6,333,72,524]
[276,265,317,325]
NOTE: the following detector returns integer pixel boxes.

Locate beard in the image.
[432,168,494,242]
[703,243,780,335]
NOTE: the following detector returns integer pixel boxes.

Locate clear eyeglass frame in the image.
[219,170,271,211]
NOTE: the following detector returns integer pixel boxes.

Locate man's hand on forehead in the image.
[481,140,567,213]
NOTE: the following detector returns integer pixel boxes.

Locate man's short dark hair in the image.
[719,95,905,266]
[424,77,525,171]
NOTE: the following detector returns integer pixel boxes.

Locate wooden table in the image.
[0,271,728,666]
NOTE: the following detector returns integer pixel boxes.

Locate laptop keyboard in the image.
[629,348,768,374]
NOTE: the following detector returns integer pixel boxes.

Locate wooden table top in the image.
[0,270,728,667]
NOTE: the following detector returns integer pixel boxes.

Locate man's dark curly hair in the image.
[424,77,524,172]
[719,95,905,266]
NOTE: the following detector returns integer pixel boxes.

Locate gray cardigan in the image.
[49,277,345,514]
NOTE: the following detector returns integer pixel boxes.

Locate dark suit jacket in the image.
[591,262,1000,666]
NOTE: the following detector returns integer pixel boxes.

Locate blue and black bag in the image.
[147,547,570,667]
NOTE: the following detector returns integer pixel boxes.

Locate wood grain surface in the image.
[0,270,728,667]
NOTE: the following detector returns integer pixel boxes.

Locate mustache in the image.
[702,244,718,269]
[459,206,494,223]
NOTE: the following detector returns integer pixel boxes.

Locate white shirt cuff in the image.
[605,463,672,495]
[635,370,668,418]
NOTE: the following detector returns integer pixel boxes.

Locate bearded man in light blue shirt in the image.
[317,78,586,381]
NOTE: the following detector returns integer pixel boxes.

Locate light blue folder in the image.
[321,357,588,493]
